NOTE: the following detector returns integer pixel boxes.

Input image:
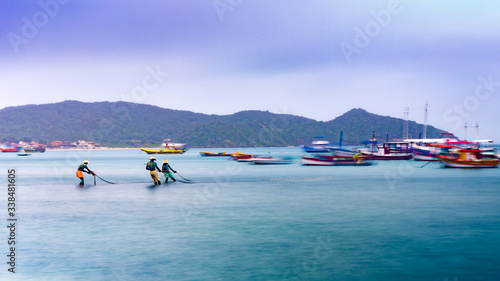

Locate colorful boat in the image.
[200,151,230,156]
[23,146,46,153]
[141,148,185,154]
[360,136,412,160]
[141,139,186,154]
[438,149,499,168]
[200,151,247,157]
[411,143,454,161]
[231,153,255,162]
[1,146,21,153]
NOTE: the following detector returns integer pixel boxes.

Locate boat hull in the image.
[411,150,439,161]
[301,156,334,166]
[141,148,186,154]
[438,155,499,168]
[200,152,230,156]
[24,147,46,153]
[362,154,412,160]
[249,157,293,165]
[2,147,21,153]
[302,155,372,166]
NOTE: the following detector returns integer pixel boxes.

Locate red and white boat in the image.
[1,146,21,153]
[438,149,499,168]
[231,153,255,162]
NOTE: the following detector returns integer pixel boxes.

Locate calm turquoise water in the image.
[1,147,500,281]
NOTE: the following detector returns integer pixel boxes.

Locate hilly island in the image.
[0,101,449,148]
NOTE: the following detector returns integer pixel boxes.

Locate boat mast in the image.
[464,122,468,141]
[423,102,428,139]
[371,131,376,153]
[339,131,343,149]
[475,122,479,139]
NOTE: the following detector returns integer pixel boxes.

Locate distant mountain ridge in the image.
[0,101,450,147]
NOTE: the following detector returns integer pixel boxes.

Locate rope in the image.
[95,174,116,184]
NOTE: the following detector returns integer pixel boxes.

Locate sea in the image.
[1,147,499,281]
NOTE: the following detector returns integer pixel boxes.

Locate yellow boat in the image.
[141,139,187,154]
[141,148,186,154]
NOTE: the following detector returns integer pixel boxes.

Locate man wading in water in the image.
[146,156,162,185]
[161,159,177,183]
[76,159,95,186]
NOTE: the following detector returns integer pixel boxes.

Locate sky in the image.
[1,0,500,140]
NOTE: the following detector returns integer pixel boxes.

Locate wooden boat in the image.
[1,146,21,153]
[200,151,247,157]
[300,137,336,153]
[141,148,185,154]
[231,153,255,162]
[438,149,499,168]
[301,155,372,166]
[23,146,46,153]
[200,151,230,156]
[141,139,186,154]
[411,143,454,161]
[248,156,293,165]
[361,140,412,160]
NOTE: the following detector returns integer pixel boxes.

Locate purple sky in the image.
[1,0,499,140]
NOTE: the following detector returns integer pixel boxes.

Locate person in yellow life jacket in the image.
[76,159,95,185]
[353,150,364,163]
[146,156,162,185]
[161,159,177,183]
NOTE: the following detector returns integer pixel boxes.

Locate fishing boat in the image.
[231,153,256,162]
[141,139,186,154]
[141,148,185,154]
[23,146,46,153]
[438,149,499,168]
[410,143,456,161]
[301,155,372,166]
[300,137,337,153]
[1,146,21,153]
[248,156,293,165]
[200,151,230,156]
[325,131,360,156]
[360,133,412,160]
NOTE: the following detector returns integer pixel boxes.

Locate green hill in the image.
[0,101,450,147]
